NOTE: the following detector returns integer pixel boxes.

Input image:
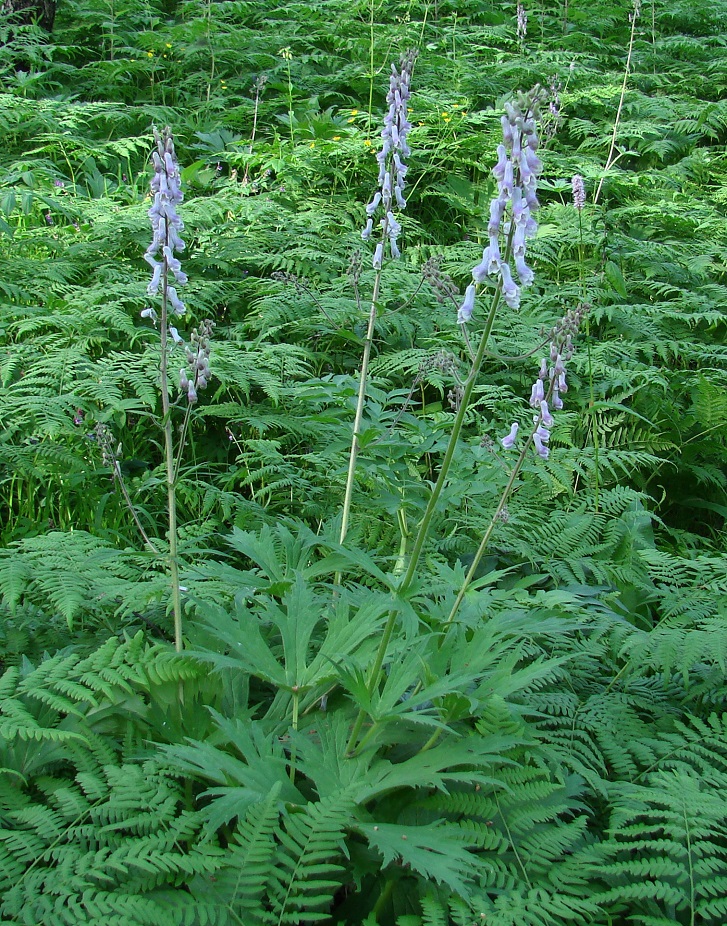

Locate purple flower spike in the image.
[519,302,588,462]
[145,127,188,321]
[362,49,417,261]
[460,88,545,324]
[501,422,519,449]
[572,174,586,210]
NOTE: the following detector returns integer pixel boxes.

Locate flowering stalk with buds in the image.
[338,50,416,551]
[140,127,214,653]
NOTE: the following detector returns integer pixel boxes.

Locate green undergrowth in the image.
[1,0,726,923]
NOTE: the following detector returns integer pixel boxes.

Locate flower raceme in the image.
[145,127,187,317]
[141,127,213,405]
[500,303,589,460]
[458,87,546,324]
[572,174,586,210]
[362,49,417,266]
[179,320,215,405]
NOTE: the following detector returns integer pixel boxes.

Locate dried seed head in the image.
[423,255,459,303]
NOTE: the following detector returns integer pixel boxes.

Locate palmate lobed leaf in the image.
[358,820,480,899]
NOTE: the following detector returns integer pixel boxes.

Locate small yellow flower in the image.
[309,142,315,148]
[441,111,449,118]
[443,116,451,123]
[347,117,355,124]
[333,135,341,141]
[364,139,372,146]
[408,107,413,113]
[165,42,172,48]
[350,108,359,115]
[146,51,153,57]
[452,103,460,109]
[162,53,167,58]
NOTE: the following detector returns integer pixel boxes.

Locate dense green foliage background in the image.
[0,0,726,923]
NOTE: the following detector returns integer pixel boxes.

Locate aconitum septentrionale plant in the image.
[139,127,213,655]
[347,85,553,751]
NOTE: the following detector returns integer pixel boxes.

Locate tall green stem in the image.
[160,263,184,653]
[444,434,531,627]
[399,281,504,591]
[346,279,504,755]
[578,207,600,510]
[339,268,383,548]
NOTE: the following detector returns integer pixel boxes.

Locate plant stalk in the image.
[338,259,384,550]
[160,261,184,653]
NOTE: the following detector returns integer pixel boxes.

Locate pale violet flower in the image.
[457,284,476,324]
[501,422,519,449]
